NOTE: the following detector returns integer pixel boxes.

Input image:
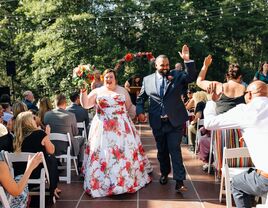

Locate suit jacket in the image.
[44,108,80,156]
[136,61,197,130]
[66,103,90,135]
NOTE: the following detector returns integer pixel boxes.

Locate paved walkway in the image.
[48,123,227,208]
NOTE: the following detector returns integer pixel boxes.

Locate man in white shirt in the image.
[204,80,268,208]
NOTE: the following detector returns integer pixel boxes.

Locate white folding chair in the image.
[219,147,253,208]
[4,151,50,208]
[77,121,87,140]
[50,133,78,184]
[256,192,268,207]
[0,186,10,208]
[194,118,204,155]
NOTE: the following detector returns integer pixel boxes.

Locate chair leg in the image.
[67,157,71,184]
[208,134,213,174]
[73,158,79,175]
[40,181,45,208]
[219,175,224,202]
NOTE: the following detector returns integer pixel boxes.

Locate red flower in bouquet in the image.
[72,64,95,88]
[124,53,134,62]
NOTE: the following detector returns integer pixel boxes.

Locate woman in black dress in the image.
[13,111,61,199]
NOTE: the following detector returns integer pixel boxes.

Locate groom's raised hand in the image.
[179,45,190,61]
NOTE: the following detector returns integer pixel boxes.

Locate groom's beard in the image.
[158,69,170,76]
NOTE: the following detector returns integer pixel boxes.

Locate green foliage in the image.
[0,0,267,100]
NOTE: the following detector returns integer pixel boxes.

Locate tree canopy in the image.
[0,0,267,100]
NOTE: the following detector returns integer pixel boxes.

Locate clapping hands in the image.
[203,55,212,68]
[207,82,222,101]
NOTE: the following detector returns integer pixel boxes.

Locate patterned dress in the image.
[82,94,152,198]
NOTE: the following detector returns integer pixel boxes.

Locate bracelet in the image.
[80,88,87,93]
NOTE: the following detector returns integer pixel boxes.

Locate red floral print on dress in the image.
[100,161,107,172]
[118,176,125,186]
[98,98,110,108]
[124,121,131,134]
[103,118,119,132]
[138,144,145,156]
[91,178,100,190]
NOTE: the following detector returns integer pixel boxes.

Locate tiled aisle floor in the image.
[48,123,227,208]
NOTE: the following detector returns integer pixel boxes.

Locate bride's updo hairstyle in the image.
[225,64,242,80]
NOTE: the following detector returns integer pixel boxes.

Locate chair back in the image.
[77,121,87,139]
[50,133,72,148]
[222,147,251,167]
[0,186,10,208]
[3,151,50,185]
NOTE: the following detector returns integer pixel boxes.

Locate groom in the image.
[136,45,197,192]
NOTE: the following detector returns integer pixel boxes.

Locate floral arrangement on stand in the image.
[114,52,155,71]
[72,64,96,88]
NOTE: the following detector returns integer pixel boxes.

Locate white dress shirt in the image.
[204,97,268,173]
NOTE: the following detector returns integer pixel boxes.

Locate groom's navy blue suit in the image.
[136,61,196,181]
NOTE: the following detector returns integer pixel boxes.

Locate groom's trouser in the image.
[152,119,186,181]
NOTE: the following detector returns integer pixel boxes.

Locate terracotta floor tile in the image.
[81,191,137,201]
[139,200,203,208]
[139,181,197,200]
[78,200,137,208]
[51,201,78,208]
[57,182,84,200]
[202,200,228,208]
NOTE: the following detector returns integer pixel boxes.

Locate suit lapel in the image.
[153,73,160,96]
[164,79,172,96]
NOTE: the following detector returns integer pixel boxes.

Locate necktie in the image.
[160,77,166,97]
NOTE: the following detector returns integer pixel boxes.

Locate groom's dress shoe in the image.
[159,175,168,185]
[175,180,188,192]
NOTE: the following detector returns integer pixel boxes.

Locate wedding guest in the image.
[204,80,268,208]
[67,91,90,136]
[44,94,85,170]
[22,90,38,111]
[196,55,246,177]
[38,97,53,128]
[13,111,61,199]
[0,123,13,152]
[91,70,103,90]
[124,74,143,105]
[0,151,42,207]
[253,61,268,84]
[80,69,152,198]
[136,45,197,192]
[187,91,207,152]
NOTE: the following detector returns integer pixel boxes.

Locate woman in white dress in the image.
[80,69,152,198]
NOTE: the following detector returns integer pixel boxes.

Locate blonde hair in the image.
[38,97,53,123]
[14,111,37,152]
[193,91,208,107]
[12,101,28,119]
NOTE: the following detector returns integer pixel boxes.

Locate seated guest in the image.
[7,101,28,133]
[38,97,53,128]
[67,91,90,136]
[22,90,38,111]
[0,94,13,125]
[253,61,268,84]
[13,111,61,199]
[185,88,195,112]
[44,93,85,169]
[187,91,207,152]
[197,127,212,172]
[0,151,42,207]
[0,123,13,152]
[124,74,142,105]
[204,81,268,208]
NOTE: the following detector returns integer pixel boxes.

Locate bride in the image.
[80,68,152,198]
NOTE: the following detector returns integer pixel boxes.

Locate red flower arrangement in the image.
[114,52,155,71]
[72,64,96,88]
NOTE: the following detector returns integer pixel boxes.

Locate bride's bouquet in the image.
[72,64,95,88]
